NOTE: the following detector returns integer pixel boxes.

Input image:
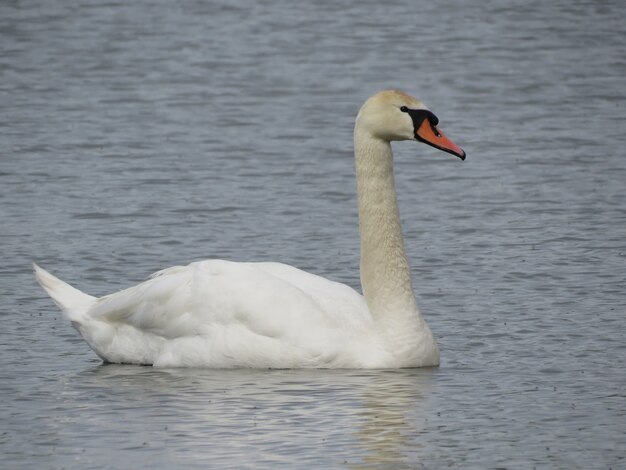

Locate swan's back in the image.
[36,260,386,368]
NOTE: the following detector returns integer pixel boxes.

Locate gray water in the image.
[1,0,625,468]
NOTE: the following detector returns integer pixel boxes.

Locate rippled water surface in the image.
[1,0,625,468]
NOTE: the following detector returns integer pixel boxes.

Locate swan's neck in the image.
[354,126,432,352]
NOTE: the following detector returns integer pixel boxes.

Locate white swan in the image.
[35,90,465,368]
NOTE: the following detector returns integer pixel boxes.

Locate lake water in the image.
[1,0,625,468]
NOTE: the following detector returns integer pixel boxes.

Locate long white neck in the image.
[354,125,435,356]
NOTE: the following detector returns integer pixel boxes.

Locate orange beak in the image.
[416,119,466,160]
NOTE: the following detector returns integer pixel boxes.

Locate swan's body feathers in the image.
[34,263,96,324]
[35,261,387,368]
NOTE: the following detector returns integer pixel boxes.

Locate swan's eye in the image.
[400,106,409,112]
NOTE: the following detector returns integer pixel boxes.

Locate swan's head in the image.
[356,90,466,160]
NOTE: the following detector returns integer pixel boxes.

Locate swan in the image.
[35,90,465,368]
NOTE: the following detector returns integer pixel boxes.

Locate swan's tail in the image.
[34,263,96,324]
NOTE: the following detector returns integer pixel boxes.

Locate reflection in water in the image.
[56,365,438,468]
[353,370,435,468]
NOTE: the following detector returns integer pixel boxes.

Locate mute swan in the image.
[35,90,465,368]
